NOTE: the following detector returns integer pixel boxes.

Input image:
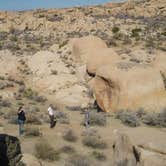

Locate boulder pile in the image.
[71,35,166,112]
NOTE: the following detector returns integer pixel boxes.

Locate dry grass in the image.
[63,129,78,142]
[59,145,76,154]
[82,135,107,149]
[25,126,41,137]
[65,154,91,166]
[35,140,60,161]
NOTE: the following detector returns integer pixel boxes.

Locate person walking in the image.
[47,104,56,128]
[17,106,26,136]
[84,110,90,128]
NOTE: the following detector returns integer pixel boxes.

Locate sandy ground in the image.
[1,110,166,166]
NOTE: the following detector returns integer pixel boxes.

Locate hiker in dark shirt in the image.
[17,106,26,136]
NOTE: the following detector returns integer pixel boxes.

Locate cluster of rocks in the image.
[70,35,166,112]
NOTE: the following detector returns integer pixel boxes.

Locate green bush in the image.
[23,88,34,99]
[91,151,106,161]
[112,27,120,33]
[131,28,142,38]
[59,40,68,49]
[0,76,5,80]
[35,140,60,161]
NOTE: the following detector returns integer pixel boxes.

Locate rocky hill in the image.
[0,1,166,165]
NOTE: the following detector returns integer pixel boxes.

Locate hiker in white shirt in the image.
[47,104,56,128]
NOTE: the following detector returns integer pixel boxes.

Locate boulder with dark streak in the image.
[0,134,22,166]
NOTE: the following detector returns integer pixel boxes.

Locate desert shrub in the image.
[18,85,25,93]
[26,114,42,125]
[25,126,41,137]
[157,109,166,127]
[0,109,4,115]
[33,95,47,103]
[88,111,107,126]
[35,140,60,161]
[8,116,18,124]
[47,15,64,22]
[112,26,120,33]
[115,110,140,127]
[142,113,158,126]
[28,106,40,113]
[59,145,76,154]
[65,154,91,166]
[142,109,166,127]
[63,129,78,142]
[161,31,166,36]
[135,108,147,118]
[91,151,106,161]
[82,135,107,149]
[10,35,18,42]
[0,31,8,40]
[17,102,24,106]
[0,76,5,80]
[0,100,11,107]
[59,40,68,49]
[81,128,98,137]
[131,28,142,38]
[66,106,82,111]
[4,111,17,125]
[23,88,47,102]
[0,82,6,90]
[14,80,24,86]
[51,69,58,75]
[23,88,34,99]
[55,111,70,124]
[0,122,3,127]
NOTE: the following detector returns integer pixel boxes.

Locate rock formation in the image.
[0,134,22,166]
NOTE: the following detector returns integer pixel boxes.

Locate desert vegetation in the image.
[0,0,166,165]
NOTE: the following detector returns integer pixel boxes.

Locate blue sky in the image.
[0,0,124,11]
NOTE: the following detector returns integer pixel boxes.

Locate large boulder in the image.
[92,62,166,112]
[71,35,107,63]
[139,149,166,166]
[112,131,166,166]
[86,48,121,76]
[0,134,22,166]
[112,131,140,166]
